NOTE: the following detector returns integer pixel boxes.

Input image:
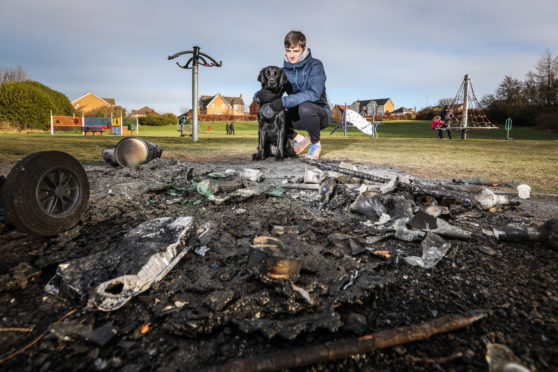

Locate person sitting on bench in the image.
[437,105,453,139]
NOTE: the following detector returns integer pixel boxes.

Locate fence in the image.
[199,114,257,121]
[360,114,415,121]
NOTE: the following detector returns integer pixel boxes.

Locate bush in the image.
[535,111,558,131]
[483,101,541,126]
[0,81,73,130]
[139,113,178,126]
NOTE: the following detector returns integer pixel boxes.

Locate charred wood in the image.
[300,159,480,206]
[205,312,487,372]
[300,159,390,183]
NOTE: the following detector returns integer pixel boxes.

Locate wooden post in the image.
[461,74,470,139]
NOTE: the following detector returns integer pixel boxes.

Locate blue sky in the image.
[1,0,556,114]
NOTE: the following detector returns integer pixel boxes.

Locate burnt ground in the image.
[0,158,557,371]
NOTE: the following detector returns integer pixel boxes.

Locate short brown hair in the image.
[284,31,306,49]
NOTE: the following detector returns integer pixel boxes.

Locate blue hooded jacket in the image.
[282,48,330,118]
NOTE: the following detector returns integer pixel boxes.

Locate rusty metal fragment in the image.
[247,236,302,282]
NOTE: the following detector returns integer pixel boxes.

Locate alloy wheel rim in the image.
[36,167,81,217]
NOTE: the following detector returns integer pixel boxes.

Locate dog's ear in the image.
[257,68,265,84]
[279,70,288,88]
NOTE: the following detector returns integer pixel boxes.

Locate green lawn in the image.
[1,120,556,193]
[119,120,558,141]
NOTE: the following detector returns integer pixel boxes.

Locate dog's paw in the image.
[252,153,263,161]
[274,154,285,161]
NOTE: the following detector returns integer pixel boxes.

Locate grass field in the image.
[1,120,556,192]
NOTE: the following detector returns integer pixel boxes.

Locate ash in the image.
[1,158,557,371]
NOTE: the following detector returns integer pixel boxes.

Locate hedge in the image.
[0,81,73,129]
[139,113,178,126]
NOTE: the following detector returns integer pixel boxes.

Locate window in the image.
[222,104,226,109]
[212,103,215,108]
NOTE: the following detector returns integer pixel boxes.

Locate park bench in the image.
[81,126,106,135]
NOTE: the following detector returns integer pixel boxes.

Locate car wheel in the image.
[2,151,90,236]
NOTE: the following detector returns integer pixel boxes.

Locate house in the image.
[249,99,260,115]
[391,107,417,116]
[350,98,394,116]
[200,93,245,116]
[72,92,116,113]
[129,106,158,119]
[331,105,347,122]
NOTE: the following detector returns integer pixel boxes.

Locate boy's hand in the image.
[269,98,283,112]
[256,89,277,103]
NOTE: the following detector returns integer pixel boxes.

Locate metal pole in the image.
[461,74,470,139]
[191,46,200,142]
[50,110,53,135]
[120,110,123,136]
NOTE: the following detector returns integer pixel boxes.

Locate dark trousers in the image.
[437,123,452,139]
[286,102,330,144]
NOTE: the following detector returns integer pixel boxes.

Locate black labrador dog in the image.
[253,66,297,161]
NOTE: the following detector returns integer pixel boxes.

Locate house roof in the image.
[373,98,391,105]
[71,92,115,107]
[353,98,392,107]
[392,107,416,114]
[131,106,157,115]
[200,93,244,108]
[334,105,347,111]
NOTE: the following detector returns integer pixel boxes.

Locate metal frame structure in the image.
[168,46,222,142]
[330,102,382,138]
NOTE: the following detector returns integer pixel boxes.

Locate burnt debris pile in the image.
[1,158,556,370]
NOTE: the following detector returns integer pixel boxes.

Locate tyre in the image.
[2,151,90,236]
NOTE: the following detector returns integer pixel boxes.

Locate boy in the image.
[255,30,330,159]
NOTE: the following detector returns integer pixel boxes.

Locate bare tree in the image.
[533,50,558,106]
[0,65,28,83]
[437,97,454,107]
